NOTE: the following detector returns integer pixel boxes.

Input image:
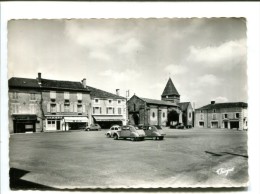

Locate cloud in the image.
[213,96,229,103]
[89,51,111,61]
[119,38,143,54]
[149,83,164,90]
[188,39,246,69]
[197,74,221,87]
[164,64,188,75]
[99,69,141,82]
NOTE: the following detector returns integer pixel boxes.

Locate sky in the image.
[8,18,247,108]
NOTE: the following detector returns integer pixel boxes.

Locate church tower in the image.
[161,78,180,103]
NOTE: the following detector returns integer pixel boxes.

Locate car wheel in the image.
[159,136,164,140]
[113,134,118,140]
[106,134,111,138]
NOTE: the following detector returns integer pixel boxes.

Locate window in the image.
[118,108,122,114]
[200,114,204,120]
[64,92,70,99]
[235,113,240,118]
[223,113,228,119]
[189,112,192,118]
[94,99,99,104]
[106,107,113,114]
[212,114,217,120]
[77,105,83,113]
[30,93,36,100]
[200,110,203,113]
[93,107,101,114]
[12,92,18,99]
[77,93,82,100]
[117,100,121,104]
[134,104,136,111]
[64,104,70,112]
[108,99,112,104]
[213,109,216,113]
[152,112,155,118]
[50,104,56,113]
[50,91,56,99]
[162,112,165,118]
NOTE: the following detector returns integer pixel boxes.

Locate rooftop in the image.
[196,102,248,110]
[161,78,180,97]
[140,97,179,107]
[9,77,40,89]
[178,102,191,111]
[86,86,125,100]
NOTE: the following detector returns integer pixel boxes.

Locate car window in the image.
[115,127,118,130]
[111,127,114,130]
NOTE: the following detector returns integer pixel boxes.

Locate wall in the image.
[8,88,43,133]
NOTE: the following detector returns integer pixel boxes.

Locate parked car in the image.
[170,123,185,129]
[113,125,146,141]
[85,124,101,131]
[105,125,121,138]
[141,125,166,140]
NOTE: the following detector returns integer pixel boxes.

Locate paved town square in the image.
[9,128,248,189]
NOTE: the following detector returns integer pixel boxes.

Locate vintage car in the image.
[170,123,185,129]
[105,125,121,138]
[113,125,146,141]
[140,125,166,140]
[85,123,101,131]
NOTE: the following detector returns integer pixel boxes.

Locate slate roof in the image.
[161,78,180,97]
[40,78,89,92]
[9,77,40,89]
[178,102,191,111]
[140,97,179,107]
[86,86,125,99]
[196,102,248,110]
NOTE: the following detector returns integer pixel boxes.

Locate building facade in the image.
[39,76,91,131]
[178,102,193,128]
[8,73,126,133]
[128,95,182,126]
[195,101,248,130]
[8,78,43,133]
[87,86,127,128]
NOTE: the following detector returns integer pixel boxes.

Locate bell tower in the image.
[161,78,180,103]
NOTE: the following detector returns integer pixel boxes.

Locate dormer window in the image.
[108,99,112,104]
[117,100,121,104]
[94,98,99,104]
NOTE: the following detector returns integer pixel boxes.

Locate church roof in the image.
[178,102,191,111]
[140,97,179,107]
[161,78,180,97]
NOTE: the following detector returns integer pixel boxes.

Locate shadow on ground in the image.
[9,168,56,190]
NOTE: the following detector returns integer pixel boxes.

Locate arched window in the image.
[134,104,136,111]
[162,112,165,118]
[152,112,155,118]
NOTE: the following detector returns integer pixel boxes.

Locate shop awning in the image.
[64,117,88,123]
[92,115,124,122]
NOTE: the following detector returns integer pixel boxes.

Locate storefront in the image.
[92,115,124,128]
[64,116,89,130]
[45,116,63,131]
[12,114,37,133]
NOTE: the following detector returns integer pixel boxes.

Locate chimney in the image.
[116,89,120,96]
[38,72,42,85]
[82,78,86,88]
[211,101,215,105]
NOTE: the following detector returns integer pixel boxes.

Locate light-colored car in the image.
[141,125,166,140]
[113,125,146,141]
[85,124,101,131]
[106,125,121,138]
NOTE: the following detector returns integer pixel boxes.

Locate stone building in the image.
[179,102,193,128]
[194,101,248,130]
[8,72,126,133]
[87,87,127,128]
[8,77,43,133]
[39,74,91,131]
[128,78,186,126]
